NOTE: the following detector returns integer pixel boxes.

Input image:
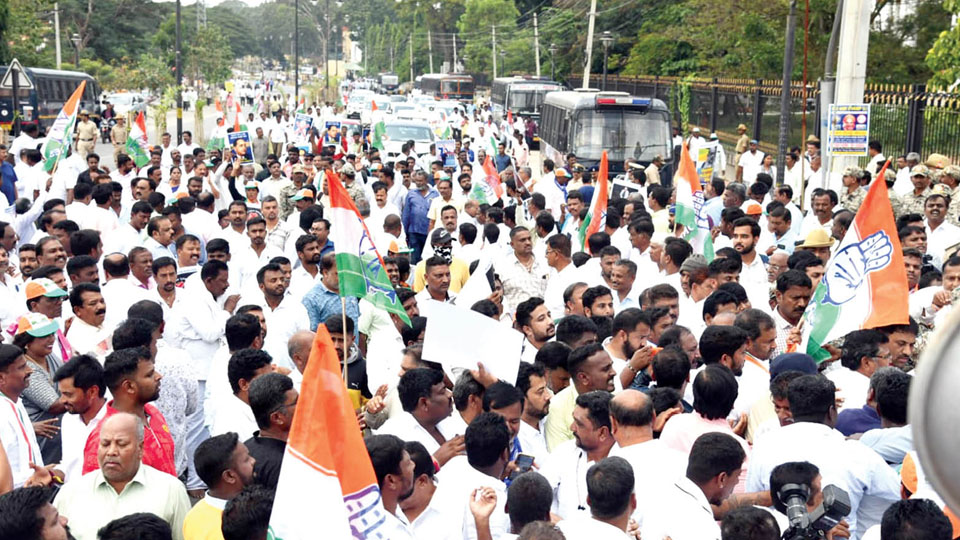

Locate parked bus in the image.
[420,73,474,102]
[491,76,564,148]
[0,66,101,132]
[539,90,674,178]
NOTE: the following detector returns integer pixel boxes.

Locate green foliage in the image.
[926,0,960,87]
[457,0,521,76]
[187,27,233,86]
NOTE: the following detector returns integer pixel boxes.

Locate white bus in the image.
[539,90,674,177]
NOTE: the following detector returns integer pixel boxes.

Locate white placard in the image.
[421,301,523,385]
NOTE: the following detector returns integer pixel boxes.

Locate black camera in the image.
[777,483,852,539]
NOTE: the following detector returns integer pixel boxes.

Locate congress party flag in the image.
[125,111,150,168]
[802,161,908,362]
[675,142,715,261]
[41,81,86,172]
[579,150,610,253]
[268,325,387,540]
[326,169,412,326]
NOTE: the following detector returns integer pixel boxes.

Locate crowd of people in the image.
[0,83,955,540]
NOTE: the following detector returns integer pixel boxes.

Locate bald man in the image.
[608,390,687,527]
[55,412,191,540]
[287,330,315,376]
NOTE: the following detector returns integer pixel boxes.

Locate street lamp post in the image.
[175,0,182,144]
[600,31,614,91]
[549,43,557,81]
[70,33,80,66]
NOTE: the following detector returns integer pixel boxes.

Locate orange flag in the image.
[267,325,386,539]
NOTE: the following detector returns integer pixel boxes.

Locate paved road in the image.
[95,104,222,169]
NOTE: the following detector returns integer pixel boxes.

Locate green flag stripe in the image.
[335,252,411,326]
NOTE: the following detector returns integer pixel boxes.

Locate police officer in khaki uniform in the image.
[940,165,960,226]
[734,123,749,164]
[839,166,867,212]
[75,110,98,158]
[110,116,128,162]
[903,165,933,216]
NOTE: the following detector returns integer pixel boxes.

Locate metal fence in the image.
[567,74,960,168]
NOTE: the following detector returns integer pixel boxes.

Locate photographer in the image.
[769,461,851,540]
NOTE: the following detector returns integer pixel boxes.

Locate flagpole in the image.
[341,296,349,387]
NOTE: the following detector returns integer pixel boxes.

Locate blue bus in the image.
[0,66,101,133]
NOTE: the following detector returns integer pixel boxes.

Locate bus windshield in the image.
[442,80,473,96]
[508,89,556,114]
[572,109,672,163]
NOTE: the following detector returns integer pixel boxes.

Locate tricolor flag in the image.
[327,169,412,325]
[267,324,387,539]
[41,81,86,172]
[206,118,226,151]
[125,111,150,168]
[469,154,504,205]
[802,161,908,362]
[675,142,715,261]
[579,150,610,252]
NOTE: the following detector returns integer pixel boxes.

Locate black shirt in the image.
[245,432,287,490]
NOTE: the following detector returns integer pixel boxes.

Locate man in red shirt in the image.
[81,346,176,476]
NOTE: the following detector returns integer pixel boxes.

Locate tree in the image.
[132,53,174,94]
[186,27,232,86]
[457,0,520,77]
[925,0,960,86]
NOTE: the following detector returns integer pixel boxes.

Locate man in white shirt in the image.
[363,434,416,540]
[543,234,579,319]
[557,456,637,540]
[234,217,283,291]
[737,140,764,184]
[377,367,463,466]
[169,260,240,384]
[433,412,512,540]
[100,253,151,330]
[923,193,960,263]
[826,329,892,413]
[177,131,200,159]
[236,262,308,371]
[541,390,616,519]
[0,343,45,488]
[746,374,900,537]
[210,348,275,441]
[865,140,886,177]
[534,164,569,219]
[642,432,746,540]
[608,390,687,528]
[516,363,553,468]
[53,354,108,482]
[66,283,113,360]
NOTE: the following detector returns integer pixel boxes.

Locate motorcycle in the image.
[100,117,116,143]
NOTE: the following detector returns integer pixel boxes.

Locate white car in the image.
[104,92,146,115]
[381,121,436,161]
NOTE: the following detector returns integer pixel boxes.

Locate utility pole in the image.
[409,37,414,84]
[54,3,62,69]
[818,0,844,198]
[492,26,497,79]
[582,0,598,88]
[776,0,797,183]
[390,45,394,72]
[830,0,870,180]
[533,12,541,77]
[453,35,458,73]
[294,0,299,107]
[427,29,434,73]
[176,0,183,144]
[325,0,330,96]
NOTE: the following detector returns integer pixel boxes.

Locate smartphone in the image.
[515,453,535,473]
